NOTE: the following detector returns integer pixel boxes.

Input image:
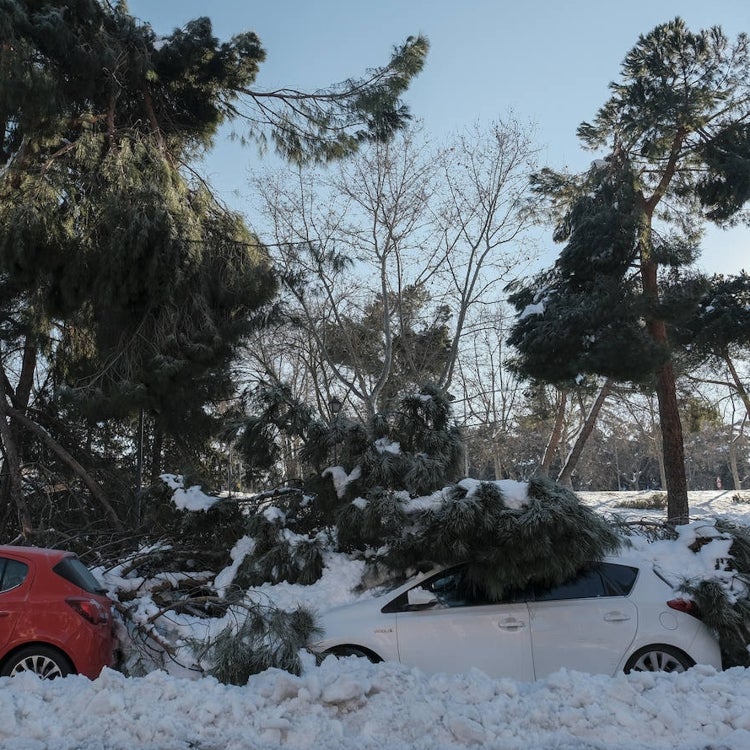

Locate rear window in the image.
[52,557,105,594]
[0,558,29,592]
[533,562,638,601]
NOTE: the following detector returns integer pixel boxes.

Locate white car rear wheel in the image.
[624,645,693,674]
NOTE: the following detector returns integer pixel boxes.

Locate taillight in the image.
[66,597,109,625]
[667,598,702,619]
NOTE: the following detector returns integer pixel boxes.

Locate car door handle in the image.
[497,618,526,631]
[0,611,10,618]
[604,611,631,622]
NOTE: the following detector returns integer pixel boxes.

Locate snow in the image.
[459,477,530,509]
[161,474,222,512]
[323,465,362,498]
[213,536,256,597]
[2,489,750,749]
[374,437,401,455]
[519,300,545,319]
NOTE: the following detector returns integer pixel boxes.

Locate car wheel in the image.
[325,646,380,663]
[1,646,74,680]
[624,645,694,674]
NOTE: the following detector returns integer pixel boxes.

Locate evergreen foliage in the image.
[379,477,622,601]
[1,0,427,537]
[201,604,320,684]
[356,387,462,493]
[507,18,750,523]
[335,489,408,552]
[231,385,462,583]
[236,511,325,587]
[680,578,750,667]
[142,480,244,563]
[233,384,318,481]
[508,158,668,384]
[680,272,750,357]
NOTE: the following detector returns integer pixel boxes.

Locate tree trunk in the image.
[729,438,742,491]
[558,379,613,488]
[539,388,567,478]
[14,341,37,410]
[654,360,689,522]
[656,443,667,493]
[493,446,503,481]
[0,394,32,537]
[640,245,689,524]
[150,423,163,483]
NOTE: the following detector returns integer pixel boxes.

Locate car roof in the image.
[0,545,74,564]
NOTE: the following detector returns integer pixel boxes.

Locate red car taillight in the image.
[667,598,702,620]
[66,597,110,625]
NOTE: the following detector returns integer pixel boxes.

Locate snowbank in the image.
[1,659,749,749]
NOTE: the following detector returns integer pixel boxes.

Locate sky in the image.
[127,0,750,276]
[2,488,750,749]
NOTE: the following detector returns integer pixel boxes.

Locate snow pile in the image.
[161,473,222,511]
[628,519,743,599]
[2,659,750,749]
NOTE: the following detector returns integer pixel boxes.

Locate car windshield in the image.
[52,556,106,594]
[375,564,440,596]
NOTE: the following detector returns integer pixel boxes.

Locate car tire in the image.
[624,644,694,674]
[1,646,74,680]
[325,646,380,663]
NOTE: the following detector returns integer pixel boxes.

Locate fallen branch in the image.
[7,406,124,531]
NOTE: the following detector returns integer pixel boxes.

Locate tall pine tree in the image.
[509,19,750,523]
[0,0,427,537]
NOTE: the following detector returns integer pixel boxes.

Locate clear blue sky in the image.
[127,0,750,275]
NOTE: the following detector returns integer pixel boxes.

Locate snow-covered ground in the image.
[2,489,750,750]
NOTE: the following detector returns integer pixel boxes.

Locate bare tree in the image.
[247,119,540,425]
[452,306,525,478]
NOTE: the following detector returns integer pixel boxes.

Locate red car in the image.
[0,545,115,679]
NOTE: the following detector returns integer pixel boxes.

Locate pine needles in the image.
[201,604,321,684]
[376,476,623,601]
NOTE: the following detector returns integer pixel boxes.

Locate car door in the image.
[391,566,534,681]
[0,556,32,651]
[527,562,639,678]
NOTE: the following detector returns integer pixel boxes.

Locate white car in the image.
[310,556,722,680]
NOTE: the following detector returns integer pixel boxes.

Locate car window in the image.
[426,567,493,607]
[52,556,105,594]
[382,561,639,613]
[599,562,638,595]
[382,565,494,612]
[0,558,29,592]
[532,562,638,602]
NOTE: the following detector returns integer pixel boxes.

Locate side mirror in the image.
[407,586,437,609]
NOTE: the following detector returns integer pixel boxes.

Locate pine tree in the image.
[679,272,750,419]
[0,0,427,537]
[509,19,750,524]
